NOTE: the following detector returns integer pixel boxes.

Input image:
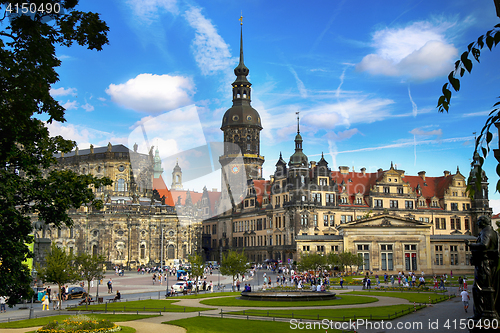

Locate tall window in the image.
[405,201,413,209]
[116,178,127,192]
[380,244,393,270]
[325,193,335,204]
[374,199,383,208]
[312,193,321,204]
[465,218,470,230]
[323,215,328,226]
[390,200,398,208]
[140,244,146,259]
[301,214,308,226]
[357,244,370,271]
[330,215,335,226]
[450,245,459,265]
[435,245,443,265]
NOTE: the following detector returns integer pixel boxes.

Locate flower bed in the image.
[37,315,121,333]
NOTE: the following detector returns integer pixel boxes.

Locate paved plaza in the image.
[0,271,472,333]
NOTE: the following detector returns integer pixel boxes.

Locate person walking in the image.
[107,279,113,293]
[461,289,470,313]
[42,292,49,311]
[0,295,6,313]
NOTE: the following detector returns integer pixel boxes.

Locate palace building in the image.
[198,24,491,275]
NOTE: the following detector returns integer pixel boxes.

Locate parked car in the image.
[66,286,87,300]
[172,282,186,293]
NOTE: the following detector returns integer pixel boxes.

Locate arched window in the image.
[140,244,146,259]
[167,245,175,259]
[115,178,127,192]
[92,244,98,256]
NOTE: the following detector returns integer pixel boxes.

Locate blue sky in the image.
[37,0,500,211]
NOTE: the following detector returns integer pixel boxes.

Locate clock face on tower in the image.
[231,165,240,174]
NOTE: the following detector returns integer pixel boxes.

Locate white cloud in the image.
[61,100,78,110]
[410,127,443,137]
[128,105,206,156]
[287,66,307,98]
[324,128,360,142]
[97,97,106,102]
[184,6,234,75]
[50,87,77,97]
[125,0,178,24]
[106,73,195,113]
[45,122,112,149]
[490,199,500,215]
[304,98,395,129]
[356,21,458,80]
[82,103,94,112]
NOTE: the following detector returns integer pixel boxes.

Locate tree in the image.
[75,252,105,302]
[326,251,340,272]
[188,254,204,295]
[297,252,326,275]
[36,243,80,309]
[437,5,500,194]
[338,251,363,274]
[220,250,248,291]
[0,1,110,305]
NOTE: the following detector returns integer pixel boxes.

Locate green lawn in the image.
[0,314,157,328]
[166,316,345,333]
[170,292,240,299]
[228,304,426,321]
[199,295,377,307]
[70,299,213,312]
[344,291,451,303]
[26,326,136,333]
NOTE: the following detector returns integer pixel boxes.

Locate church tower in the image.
[219,20,264,208]
[171,161,183,190]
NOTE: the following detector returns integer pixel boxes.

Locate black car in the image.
[66,286,87,300]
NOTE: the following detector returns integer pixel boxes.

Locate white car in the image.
[172,282,186,293]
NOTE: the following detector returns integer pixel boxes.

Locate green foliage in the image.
[75,252,105,297]
[188,254,204,295]
[297,252,325,273]
[219,250,248,291]
[36,243,80,307]
[38,314,116,333]
[0,314,157,329]
[0,0,109,304]
[338,251,362,273]
[436,22,500,194]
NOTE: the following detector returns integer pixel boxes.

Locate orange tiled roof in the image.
[152,175,175,206]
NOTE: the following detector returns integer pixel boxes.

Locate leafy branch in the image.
[437,23,500,194]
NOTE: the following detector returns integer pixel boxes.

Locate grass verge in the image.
[199,295,377,307]
[344,291,452,303]
[70,299,213,312]
[166,316,345,333]
[228,304,426,321]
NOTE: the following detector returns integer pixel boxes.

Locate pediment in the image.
[339,214,428,229]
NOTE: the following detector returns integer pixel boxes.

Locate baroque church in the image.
[39,23,493,275]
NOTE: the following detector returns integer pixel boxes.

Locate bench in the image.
[107,298,121,303]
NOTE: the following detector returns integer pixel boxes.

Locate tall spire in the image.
[296,111,300,134]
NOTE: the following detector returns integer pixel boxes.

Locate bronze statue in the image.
[465,215,500,321]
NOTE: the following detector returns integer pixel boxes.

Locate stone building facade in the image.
[200,24,492,275]
[38,143,205,269]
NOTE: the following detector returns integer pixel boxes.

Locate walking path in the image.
[0,274,469,333]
